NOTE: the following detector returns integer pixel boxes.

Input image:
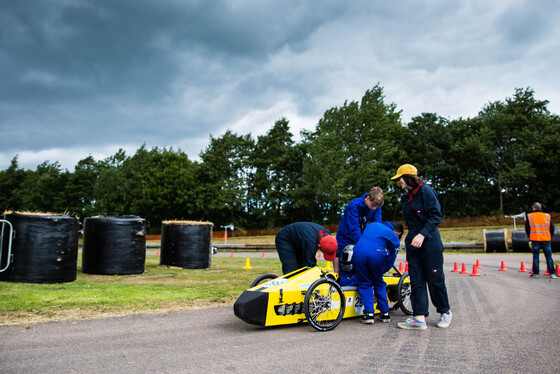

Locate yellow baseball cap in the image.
[390,164,418,181]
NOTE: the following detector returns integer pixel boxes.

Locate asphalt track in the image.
[1,254,559,374]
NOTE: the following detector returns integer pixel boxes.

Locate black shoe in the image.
[378,312,391,323]
[530,274,539,278]
[362,313,375,324]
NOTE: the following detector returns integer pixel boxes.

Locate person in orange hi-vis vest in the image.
[525,202,556,279]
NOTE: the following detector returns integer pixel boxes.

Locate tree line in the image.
[1,85,558,233]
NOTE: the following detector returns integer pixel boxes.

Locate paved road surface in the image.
[1,254,559,374]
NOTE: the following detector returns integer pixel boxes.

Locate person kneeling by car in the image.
[275,222,338,275]
[353,221,404,324]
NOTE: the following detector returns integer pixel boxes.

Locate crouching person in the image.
[353,221,403,324]
[275,222,338,275]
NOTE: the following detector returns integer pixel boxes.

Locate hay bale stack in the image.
[160,221,213,269]
[0,212,79,283]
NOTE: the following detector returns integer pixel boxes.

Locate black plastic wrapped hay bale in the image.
[82,216,146,275]
[160,221,213,269]
[484,229,508,253]
[551,229,560,253]
[511,230,530,252]
[0,212,79,284]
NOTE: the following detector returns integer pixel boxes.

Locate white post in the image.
[221,224,234,244]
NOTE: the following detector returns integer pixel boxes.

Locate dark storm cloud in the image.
[0,0,346,153]
[0,0,559,170]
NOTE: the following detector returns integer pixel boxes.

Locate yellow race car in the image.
[234,265,411,331]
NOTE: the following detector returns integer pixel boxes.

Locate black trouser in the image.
[405,242,450,316]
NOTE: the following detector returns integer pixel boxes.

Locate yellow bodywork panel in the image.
[234,266,405,327]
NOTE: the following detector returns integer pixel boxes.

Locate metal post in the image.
[221,224,234,244]
[0,219,14,273]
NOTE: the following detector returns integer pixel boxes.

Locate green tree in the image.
[197,131,255,228]
[19,161,69,213]
[64,156,101,217]
[248,118,306,228]
[303,84,406,222]
[443,117,497,216]
[0,156,27,212]
[94,149,129,216]
[475,88,554,213]
[93,146,198,232]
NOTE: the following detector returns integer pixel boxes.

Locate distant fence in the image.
[144,213,559,242]
[210,224,338,240]
[209,214,559,239]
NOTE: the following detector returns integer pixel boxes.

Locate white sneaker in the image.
[397,317,427,330]
[437,311,452,328]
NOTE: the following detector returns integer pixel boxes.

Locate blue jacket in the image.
[336,193,382,256]
[401,183,443,251]
[354,221,401,258]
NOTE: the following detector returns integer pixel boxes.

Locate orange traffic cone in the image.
[317,252,322,259]
[476,259,482,269]
[405,261,409,272]
[544,267,550,276]
[470,264,482,277]
[556,264,560,276]
[499,261,508,271]
[398,262,404,272]
[460,263,469,274]
[518,261,528,273]
[230,252,234,258]
[156,250,159,256]
[261,252,265,258]
[451,262,460,272]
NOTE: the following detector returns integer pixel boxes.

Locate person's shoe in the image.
[550,274,558,279]
[397,317,427,330]
[361,313,375,324]
[377,312,391,323]
[530,274,539,278]
[437,310,452,328]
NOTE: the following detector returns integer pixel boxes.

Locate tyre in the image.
[304,278,345,331]
[397,272,413,315]
[250,273,278,288]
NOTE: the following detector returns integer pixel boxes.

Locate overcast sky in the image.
[1,0,559,170]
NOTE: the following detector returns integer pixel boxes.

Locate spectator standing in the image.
[525,202,556,279]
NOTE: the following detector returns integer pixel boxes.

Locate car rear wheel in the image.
[250,273,278,288]
[397,272,413,315]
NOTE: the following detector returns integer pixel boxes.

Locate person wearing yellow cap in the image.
[390,164,452,330]
[274,222,338,275]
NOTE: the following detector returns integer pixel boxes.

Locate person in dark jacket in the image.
[390,164,452,330]
[353,221,403,324]
[335,187,384,286]
[525,202,556,279]
[275,222,338,275]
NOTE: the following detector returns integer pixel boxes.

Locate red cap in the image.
[319,235,338,262]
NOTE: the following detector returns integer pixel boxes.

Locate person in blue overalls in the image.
[275,222,338,275]
[391,164,452,330]
[353,221,403,324]
[335,187,384,286]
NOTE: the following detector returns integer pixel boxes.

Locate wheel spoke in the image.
[304,278,345,331]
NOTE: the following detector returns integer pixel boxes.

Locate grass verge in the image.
[0,255,283,326]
